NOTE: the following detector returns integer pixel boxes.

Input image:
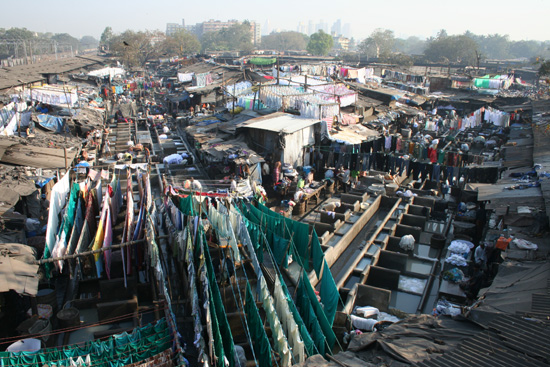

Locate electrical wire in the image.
[0,306,169,346]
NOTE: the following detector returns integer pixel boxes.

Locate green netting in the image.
[245,282,272,367]
[249,57,277,65]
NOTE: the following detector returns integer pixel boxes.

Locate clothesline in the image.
[35,235,169,264]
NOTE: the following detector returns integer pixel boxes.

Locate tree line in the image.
[0,27,98,59]
[4,25,549,70]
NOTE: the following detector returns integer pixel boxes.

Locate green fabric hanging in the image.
[295,277,327,356]
[249,57,277,65]
[299,270,336,350]
[319,261,339,326]
[272,233,289,268]
[204,234,236,367]
[245,282,272,367]
[0,319,170,367]
[243,215,264,263]
[177,194,194,216]
[209,289,227,367]
[311,230,324,275]
[278,275,317,357]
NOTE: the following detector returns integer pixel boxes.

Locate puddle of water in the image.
[406,259,434,275]
[415,244,431,257]
[415,244,439,259]
[398,275,427,294]
[390,291,422,314]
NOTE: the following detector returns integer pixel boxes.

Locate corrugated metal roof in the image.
[416,314,550,367]
[238,112,320,134]
[0,55,104,91]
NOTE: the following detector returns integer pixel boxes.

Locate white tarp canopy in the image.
[23,84,78,107]
[88,67,125,78]
[0,101,32,136]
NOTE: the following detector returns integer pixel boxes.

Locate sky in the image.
[4,0,550,42]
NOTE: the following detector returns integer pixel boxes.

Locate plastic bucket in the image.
[17,317,52,344]
[430,234,446,249]
[57,307,80,329]
[36,285,57,313]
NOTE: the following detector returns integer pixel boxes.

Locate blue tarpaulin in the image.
[36,114,64,133]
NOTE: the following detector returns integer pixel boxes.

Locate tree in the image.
[536,58,550,78]
[80,36,99,51]
[306,30,333,56]
[200,22,253,53]
[109,30,163,66]
[359,28,395,59]
[52,33,80,53]
[100,27,113,47]
[424,31,479,65]
[261,31,308,51]
[162,29,200,56]
[0,27,34,41]
[394,36,426,55]
[476,33,510,60]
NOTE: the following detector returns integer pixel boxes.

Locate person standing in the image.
[262,161,271,186]
[273,161,282,184]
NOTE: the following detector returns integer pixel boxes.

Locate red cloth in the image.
[428,148,437,163]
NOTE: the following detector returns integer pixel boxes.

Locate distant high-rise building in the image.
[194,19,261,45]
[166,23,183,36]
[343,23,351,38]
[308,20,314,35]
[297,22,307,34]
[263,19,271,35]
[251,21,261,45]
[332,19,342,36]
[318,20,329,33]
[166,19,187,36]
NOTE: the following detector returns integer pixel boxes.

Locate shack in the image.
[238,112,321,167]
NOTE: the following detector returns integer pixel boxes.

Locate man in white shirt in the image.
[474,242,487,270]
[190,177,202,192]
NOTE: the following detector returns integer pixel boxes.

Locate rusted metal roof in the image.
[416,314,550,367]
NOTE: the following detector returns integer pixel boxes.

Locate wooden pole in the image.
[35,235,170,264]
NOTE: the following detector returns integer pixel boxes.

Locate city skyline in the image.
[2,0,550,42]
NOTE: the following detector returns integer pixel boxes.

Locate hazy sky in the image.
[4,0,550,41]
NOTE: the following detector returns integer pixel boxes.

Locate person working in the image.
[190,177,202,192]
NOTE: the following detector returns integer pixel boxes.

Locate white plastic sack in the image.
[351,315,378,331]
[399,235,415,251]
[513,238,538,250]
[448,240,474,254]
[354,306,380,318]
[445,253,468,267]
